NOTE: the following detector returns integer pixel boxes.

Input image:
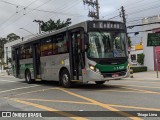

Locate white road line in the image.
[0,85,40,94]
[0,80,20,83]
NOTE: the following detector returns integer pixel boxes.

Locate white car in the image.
[131,61,137,66]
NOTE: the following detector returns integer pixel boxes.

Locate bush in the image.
[137,53,145,65]
[131,66,147,73]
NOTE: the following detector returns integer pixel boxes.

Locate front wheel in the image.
[25,70,34,84]
[60,69,72,88]
[95,81,105,85]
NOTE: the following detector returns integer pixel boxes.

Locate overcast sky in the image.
[0,0,160,43]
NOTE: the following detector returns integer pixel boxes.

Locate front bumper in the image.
[85,69,130,82]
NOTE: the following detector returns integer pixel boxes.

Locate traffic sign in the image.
[147,33,160,46]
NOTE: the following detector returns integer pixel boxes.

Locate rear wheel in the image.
[60,69,72,88]
[95,81,105,85]
[25,70,34,84]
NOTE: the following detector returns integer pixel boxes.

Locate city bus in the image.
[11,20,129,88]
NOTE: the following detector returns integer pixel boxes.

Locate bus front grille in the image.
[101,70,126,78]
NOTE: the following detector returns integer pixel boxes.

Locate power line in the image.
[127,22,160,29]
[102,9,119,18]
[125,0,159,10]
[107,15,120,20]
[0,0,39,29]
[127,4,160,16]
[15,0,82,35]
[123,0,145,8]
[29,9,85,17]
[0,0,52,32]
[127,29,152,34]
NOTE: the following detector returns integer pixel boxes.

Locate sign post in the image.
[147,33,160,78]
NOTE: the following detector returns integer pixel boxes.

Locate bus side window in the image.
[56,33,68,54]
[52,37,58,55]
[41,37,53,56]
[20,46,25,59]
[25,44,32,59]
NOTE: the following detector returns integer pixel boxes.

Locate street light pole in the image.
[20,28,36,36]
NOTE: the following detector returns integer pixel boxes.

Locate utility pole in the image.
[33,20,42,34]
[120,6,130,55]
[120,6,127,33]
[83,0,99,19]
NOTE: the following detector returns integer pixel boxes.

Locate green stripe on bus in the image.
[95,62,128,72]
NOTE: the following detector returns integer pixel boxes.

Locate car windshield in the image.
[87,31,127,58]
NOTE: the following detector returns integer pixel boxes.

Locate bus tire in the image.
[60,69,72,88]
[25,70,34,84]
[95,81,105,85]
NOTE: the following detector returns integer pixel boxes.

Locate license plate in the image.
[112,74,119,77]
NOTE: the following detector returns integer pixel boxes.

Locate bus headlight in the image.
[89,64,100,74]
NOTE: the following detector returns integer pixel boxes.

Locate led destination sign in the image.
[88,21,125,30]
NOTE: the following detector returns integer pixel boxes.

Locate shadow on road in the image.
[30,80,124,91]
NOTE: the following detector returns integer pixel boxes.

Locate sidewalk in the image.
[127,71,160,80]
[0,71,7,76]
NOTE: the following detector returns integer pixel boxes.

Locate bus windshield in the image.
[87,31,127,59]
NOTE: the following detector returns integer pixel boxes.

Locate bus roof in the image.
[12,20,124,48]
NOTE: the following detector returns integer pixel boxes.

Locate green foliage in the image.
[127,36,132,47]
[131,66,147,73]
[0,33,20,61]
[137,53,145,65]
[7,33,20,42]
[0,38,7,59]
[34,18,72,32]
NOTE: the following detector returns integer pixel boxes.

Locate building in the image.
[142,15,160,71]
[4,39,23,66]
[130,44,143,63]
[4,35,35,66]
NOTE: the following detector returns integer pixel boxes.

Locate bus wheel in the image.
[25,70,34,84]
[95,81,105,85]
[60,69,72,88]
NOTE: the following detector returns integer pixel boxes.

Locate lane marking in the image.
[119,80,160,84]
[12,98,95,105]
[14,99,88,120]
[0,79,20,83]
[109,104,160,111]
[98,89,147,94]
[11,88,57,97]
[0,85,40,94]
[14,98,160,111]
[111,84,160,89]
[124,78,160,81]
[56,88,142,120]
[120,87,160,95]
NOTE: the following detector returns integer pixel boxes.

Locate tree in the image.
[137,53,145,65]
[0,38,7,59]
[34,18,72,32]
[127,36,132,47]
[7,33,20,42]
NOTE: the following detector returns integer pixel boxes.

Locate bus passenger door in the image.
[69,30,85,80]
[33,43,41,79]
[15,48,20,78]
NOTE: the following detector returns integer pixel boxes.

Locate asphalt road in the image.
[0,74,160,120]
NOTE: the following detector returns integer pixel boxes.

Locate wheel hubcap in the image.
[62,74,69,85]
[26,73,30,82]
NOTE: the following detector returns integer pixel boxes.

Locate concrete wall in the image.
[142,15,160,70]
[4,39,23,65]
